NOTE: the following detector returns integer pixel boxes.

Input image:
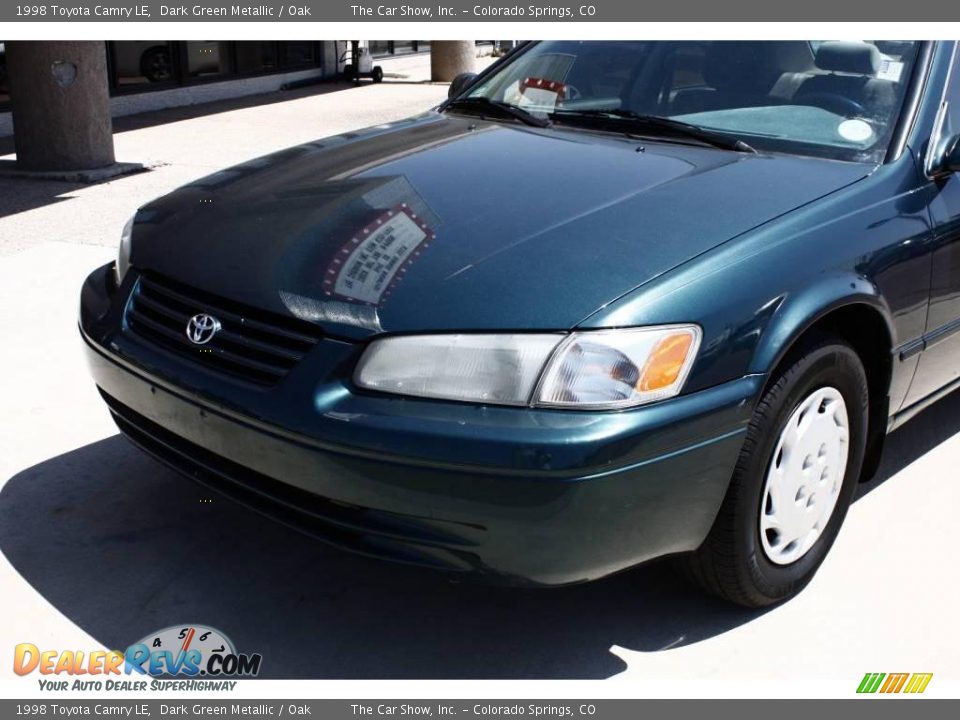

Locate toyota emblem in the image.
[185,313,221,345]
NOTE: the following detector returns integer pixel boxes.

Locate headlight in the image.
[354,325,701,410]
[354,333,562,406]
[114,214,134,285]
[534,326,701,408]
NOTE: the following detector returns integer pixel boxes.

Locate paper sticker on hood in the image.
[324,204,435,306]
[274,173,441,328]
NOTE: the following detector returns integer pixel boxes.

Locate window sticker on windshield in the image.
[513,77,567,110]
[323,204,434,307]
[837,119,875,143]
[877,59,904,82]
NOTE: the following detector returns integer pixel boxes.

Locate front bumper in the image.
[81,262,759,586]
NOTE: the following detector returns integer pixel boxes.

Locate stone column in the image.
[6,41,115,171]
[430,41,475,82]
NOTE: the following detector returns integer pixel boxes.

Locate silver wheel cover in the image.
[760,386,850,565]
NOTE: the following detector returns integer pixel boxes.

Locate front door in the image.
[909,44,960,402]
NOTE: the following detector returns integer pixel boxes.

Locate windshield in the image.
[459,41,922,162]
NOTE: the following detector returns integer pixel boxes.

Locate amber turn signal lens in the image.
[637,332,695,392]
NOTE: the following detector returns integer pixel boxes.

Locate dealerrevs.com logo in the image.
[857,672,933,694]
[14,625,262,691]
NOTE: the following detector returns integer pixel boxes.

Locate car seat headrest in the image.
[815,42,881,75]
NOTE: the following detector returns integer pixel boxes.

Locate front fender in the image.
[581,152,931,406]
[748,273,895,376]
[584,266,897,400]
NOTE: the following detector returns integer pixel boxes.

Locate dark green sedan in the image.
[80,40,960,607]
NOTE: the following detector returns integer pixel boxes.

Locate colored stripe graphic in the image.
[857,672,932,694]
[904,673,933,694]
[857,673,885,693]
[880,673,909,693]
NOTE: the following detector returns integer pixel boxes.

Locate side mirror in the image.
[930,132,960,176]
[941,133,960,173]
[448,72,478,99]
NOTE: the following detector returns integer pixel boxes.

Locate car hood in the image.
[131,113,870,338]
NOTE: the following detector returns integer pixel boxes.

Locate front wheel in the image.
[681,335,869,607]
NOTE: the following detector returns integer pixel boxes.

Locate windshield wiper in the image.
[551,108,756,153]
[444,97,552,128]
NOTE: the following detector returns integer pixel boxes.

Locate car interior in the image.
[475,40,919,160]
[548,41,911,119]
[659,41,900,119]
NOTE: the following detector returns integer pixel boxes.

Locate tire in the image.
[372,66,384,83]
[681,334,869,607]
[140,47,172,83]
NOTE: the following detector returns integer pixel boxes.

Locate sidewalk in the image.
[0,51,495,257]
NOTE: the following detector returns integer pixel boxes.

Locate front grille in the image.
[126,272,322,385]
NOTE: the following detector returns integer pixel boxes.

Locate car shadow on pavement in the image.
[3,388,959,679]
[855,388,960,500]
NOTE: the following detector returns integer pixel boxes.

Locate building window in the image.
[105,41,324,95]
[110,41,177,86]
[279,42,316,68]
[0,41,8,107]
[235,42,279,75]
[184,41,231,79]
[369,41,430,57]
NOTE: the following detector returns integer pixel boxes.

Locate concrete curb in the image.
[0,160,146,183]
